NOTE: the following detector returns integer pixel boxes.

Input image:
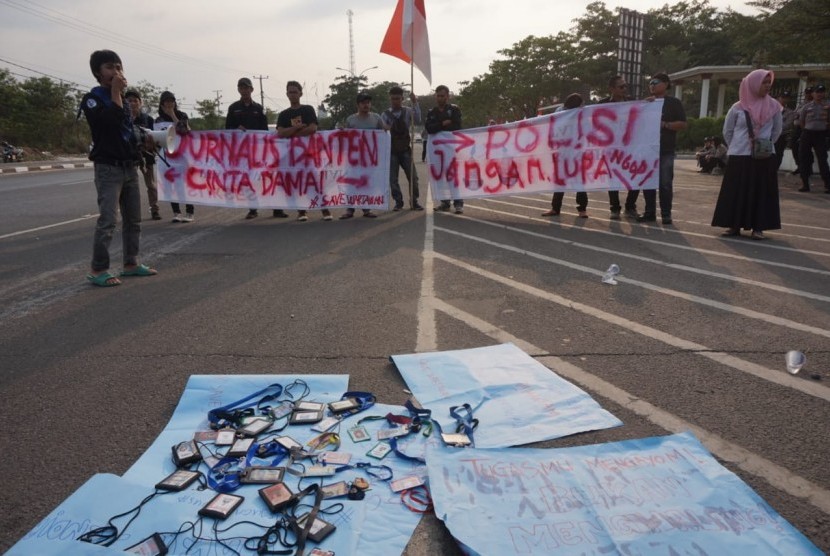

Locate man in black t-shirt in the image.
[638,72,687,225]
[276,81,331,221]
[226,77,269,219]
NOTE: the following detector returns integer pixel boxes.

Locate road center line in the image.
[432,251,830,402]
[431,297,830,515]
[416,190,437,353]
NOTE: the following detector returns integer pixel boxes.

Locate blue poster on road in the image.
[391,343,623,447]
[426,432,823,555]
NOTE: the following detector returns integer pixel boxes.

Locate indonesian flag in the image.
[380,0,432,83]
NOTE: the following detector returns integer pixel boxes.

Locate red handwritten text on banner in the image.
[157,129,390,210]
[428,100,662,200]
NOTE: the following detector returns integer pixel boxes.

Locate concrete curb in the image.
[0,161,93,174]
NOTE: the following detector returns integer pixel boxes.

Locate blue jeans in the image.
[390,149,420,206]
[92,164,142,272]
[643,153,675,217]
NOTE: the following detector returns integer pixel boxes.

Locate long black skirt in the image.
[711,155,781,231]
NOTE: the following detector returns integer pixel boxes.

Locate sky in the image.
[0,0,760,116]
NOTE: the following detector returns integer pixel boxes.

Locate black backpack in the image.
[387,109,411,153]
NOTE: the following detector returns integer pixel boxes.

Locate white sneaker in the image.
[181,214,194,222]
[172,214,183,223]
[297,215,308,222]
[322,214,333,221]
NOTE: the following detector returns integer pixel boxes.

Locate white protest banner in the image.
[156,129,391,210]
[428,99,662,199]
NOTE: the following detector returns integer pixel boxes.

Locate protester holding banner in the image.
[711,69,782,240]
[638,73,687,225]
[426,85,464,214]
[340,91,384,219]
[125,89,160,221]
[543,93,589,218]
[382,86,424,211]
[600,76,640,220]
[226,77,270,220]
[277,81,332,221]
[156,91,194,223]
[81,50,156,287]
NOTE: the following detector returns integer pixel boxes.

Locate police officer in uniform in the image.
[797,84,830,192]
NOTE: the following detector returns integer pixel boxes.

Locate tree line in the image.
[1,0,826,156]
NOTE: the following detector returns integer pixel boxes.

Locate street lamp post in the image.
[335,66,378,79]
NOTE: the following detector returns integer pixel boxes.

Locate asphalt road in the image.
[0,160,828,554]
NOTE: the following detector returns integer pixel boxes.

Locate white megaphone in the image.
[139,126,180,154]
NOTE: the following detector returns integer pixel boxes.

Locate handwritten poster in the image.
[390,343,622,447]
[426,432,822,556]
[428,100,662,199]
[156,129,391,210]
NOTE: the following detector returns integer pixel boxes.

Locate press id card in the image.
[366,442,392,460]
[348,425,371,443]
[390,475,425,492]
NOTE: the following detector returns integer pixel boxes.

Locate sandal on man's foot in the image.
[87,272,121,287]
[120,264,158,277]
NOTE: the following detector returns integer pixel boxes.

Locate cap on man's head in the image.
[160,91,176,103]
[778,90,791,97]
[805,87,814,94]
[238,77,253,88]
[815,84,827,93]
[356,91,372,102]
[124,89,141,100]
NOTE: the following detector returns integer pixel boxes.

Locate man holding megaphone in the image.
[125,89,161,221]
[80,49,157,287]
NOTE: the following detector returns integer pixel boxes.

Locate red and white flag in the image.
[380,0,432,84]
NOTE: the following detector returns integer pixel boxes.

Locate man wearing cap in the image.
[125,89,161,220]
[773,91,796,171]
[226,77,270,219]
[796,84,830,193]
[638,72,687,225]
[340,91,385,219]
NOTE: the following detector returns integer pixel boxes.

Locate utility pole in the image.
[253,75,269,110]
[212,90,222,113]
[346,9,355,77]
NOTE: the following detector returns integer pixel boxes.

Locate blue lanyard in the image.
[207,383,283,429]
[337,391,376,418]
[334,461,394,481]
[207,439,288,493]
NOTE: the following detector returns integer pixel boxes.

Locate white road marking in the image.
[433,251,830,403]
[436,225,830,330]
[432,297,830,515]
[416,190,437,353]
[0,215,98,240]
[494,196,830,255]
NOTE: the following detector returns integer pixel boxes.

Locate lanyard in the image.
[334,461,394,481]
[337,391,376,418]
[207,440,288,493]
[207,383,283,429]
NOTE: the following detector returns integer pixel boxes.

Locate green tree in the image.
[323,74,369,128]
[190,98,223,130]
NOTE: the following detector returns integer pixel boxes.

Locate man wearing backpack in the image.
[382,86,423,211]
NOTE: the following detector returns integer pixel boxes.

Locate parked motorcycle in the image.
[2,141,24,163]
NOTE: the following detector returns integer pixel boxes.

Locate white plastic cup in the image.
[785,350,806,375]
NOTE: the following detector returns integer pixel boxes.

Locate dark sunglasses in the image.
[649,79,663,86]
